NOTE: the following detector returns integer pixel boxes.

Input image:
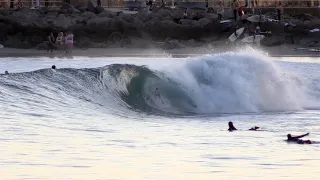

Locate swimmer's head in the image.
[52,65,56,69]
[228,121,233,127]
[287,134,291,138]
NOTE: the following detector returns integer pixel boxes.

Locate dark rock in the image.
[133,18,144,29]
[36,42,48,50]
[261,36,284,46]
[96,6,104,14]
[27,36,44,46]
[3,37,21,48]
[284,34,294,44]
[20,40,33,49]
[87,17,124,33]
[61,3,80,14]
[97,10,115,18]
[86,0,96,13]
[300,34,320,47]
[76,37,92,48]
[137,11,152,22]
[80,11,97,19]
[179,19,197,26]
[108,32,122,42]
[120,14,135,23]
[197,18,212,27]
[75,5,86,13]
[0,9,10,16]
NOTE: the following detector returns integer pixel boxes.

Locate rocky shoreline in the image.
[0,3,319,51]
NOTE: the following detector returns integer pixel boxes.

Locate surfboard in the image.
[291,47,307,51]
[228,27,244,42]
[308,49,320,52]
[267,18,278,22]
[247,15,265,23]
[241,35,265,43]
[220,20,232,24]
[0,44,3,49]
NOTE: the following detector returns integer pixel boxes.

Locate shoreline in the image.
[0,46,319,58]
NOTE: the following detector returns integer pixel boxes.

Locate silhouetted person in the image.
[97,0,101,7]
[287,133,312,144]
[10,0,14,8]
[47,32,55,53]
[228,121,237,131]
[52,65,56,69]
[249,126,260,131]
[5,70,9,75]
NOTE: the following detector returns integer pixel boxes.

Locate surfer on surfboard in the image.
[287,133,312,144]
[146,88,164,104]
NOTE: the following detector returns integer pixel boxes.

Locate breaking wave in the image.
[1,52,319,115]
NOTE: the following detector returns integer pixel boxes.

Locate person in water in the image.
[5,70,9,75]
[287,133,312,144]
[228,121,237,131]
[52,65,56,69]
[249,126,260,131]
[146,88,164,104]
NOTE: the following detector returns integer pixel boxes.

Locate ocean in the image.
[0,51,319,180]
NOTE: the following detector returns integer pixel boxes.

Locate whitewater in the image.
[0,51,320,180]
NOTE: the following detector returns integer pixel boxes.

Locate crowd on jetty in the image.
[47,31,74,56]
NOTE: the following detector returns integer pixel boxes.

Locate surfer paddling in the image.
[249,126,260,131]
[287,133,312,144]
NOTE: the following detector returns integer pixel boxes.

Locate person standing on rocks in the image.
[56,32,64,52]
[276,2,283,22]
[232,0,239,21]
[183,9,188,19]
[97,0,101,7]
[66,31,74,56]
[216,1,224,21]
[47,32,55,53]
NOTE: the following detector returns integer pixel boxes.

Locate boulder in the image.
[197,18,212,27]
[0,9,10,16]
[261,36,284,46]
[120,14,135,23]
[87,17,125,38]
[96,6,105,14]
[36,42,48,50]
[76,37,92,48]
[170,10,184,21]
[108,32,122,42]
[179,19,197,26]
[137,11,152,22]
[60,3,80,14]
[97,10,115,18]
[75,5,86,13]
[51,14,77,29]
[27,35,44,46]
[80,11,97,19]
[86,0,96,13]
[2,37,21,48]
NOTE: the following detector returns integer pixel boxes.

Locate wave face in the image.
[1,52,320,115]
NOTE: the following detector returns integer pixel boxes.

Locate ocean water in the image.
[0,51,320,180]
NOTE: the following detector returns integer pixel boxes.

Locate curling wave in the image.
[0,52,319,115]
